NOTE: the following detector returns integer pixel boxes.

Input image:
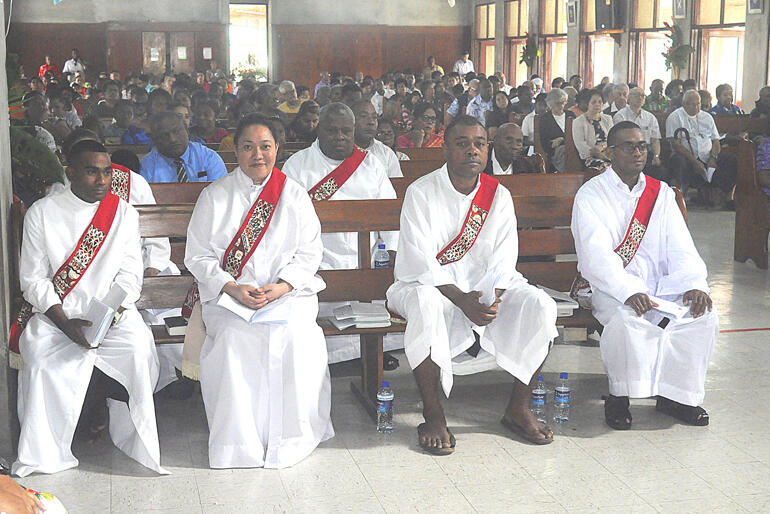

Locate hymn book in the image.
[82,283,128,348]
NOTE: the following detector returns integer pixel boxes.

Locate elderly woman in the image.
[572,89,614,170]
[184,113,333,469]
[397,101,444,148]
[538,88,575,172]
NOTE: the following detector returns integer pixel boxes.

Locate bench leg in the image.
[349,333,383,421]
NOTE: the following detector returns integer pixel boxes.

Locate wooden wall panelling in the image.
[194,30,227,73]
[106,28,143,76]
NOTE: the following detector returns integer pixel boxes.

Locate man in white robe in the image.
[571,121,717,430]
[283,102,399,364]
[185,119,332,468]
[387,115,559,454]
[13,140,165,477]
[352,99,403,178]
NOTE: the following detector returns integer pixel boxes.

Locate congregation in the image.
[8,44,767,487]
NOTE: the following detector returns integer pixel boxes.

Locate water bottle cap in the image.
[537,375,544,381]
[559,372,568,379]
[378,244,386,249]
[381,381,389,387]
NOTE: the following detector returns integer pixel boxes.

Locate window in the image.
[630,0,673,90]
[476,3,496,39]
[695,0,746,26]
[582,0,616,88]
[694,0,746,103]
[475,3,497,77]
[541,0,567,86]
[505,0,530,86]
[229,3,268,81]
[633,0,673,29]
[541,0,567,36]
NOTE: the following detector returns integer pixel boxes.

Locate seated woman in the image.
[397,101,444,148]
[755,121,770,198]
[376,118,409,160]
[538,88,575,173]
[190,102,229,144]
[184,113,333,469]
[286,100,320,142]
[486,90,514,140]
[572,89,614,171]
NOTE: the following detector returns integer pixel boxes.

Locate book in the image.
[82,283,128,347]
[332,301,390,322]
[216,292,292,325]
[648,295,691,320]
[164,316,188,336]
[328,316,391,331]
[537,286,579,317]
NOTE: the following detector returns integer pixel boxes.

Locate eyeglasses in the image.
[420,115,437,122]
[610,142,649,154]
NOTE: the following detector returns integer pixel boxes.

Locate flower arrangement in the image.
[520,33,541,68]
[661,22,695,74]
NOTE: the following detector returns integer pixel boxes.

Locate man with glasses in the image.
[571,120,717,431]
[613,87,667,182]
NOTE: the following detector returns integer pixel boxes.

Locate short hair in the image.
[296,99,320,117]
[517,84,532,96]
[546,87,568,108]
[715,84,732,98]
[68,139,108,167]
[569,74,581,81]
[151,110,183,131]
[614,83,629,94]
[602,83,615,100]
[111,149,141,173]
[665,79,684,97]
[444,114,485,140]
[683,79,697,90]
[233,113,279,148]
[683,89,701,103]
[62,128,100,157]
[575,88,594,106]
[319,102,355,126]
[607,121,641,147]
[278,80,296,94]
[395,78,408,87]
[412,101,436,120]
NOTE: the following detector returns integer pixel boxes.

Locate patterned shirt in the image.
[465,95,494,125]
[643,96,670,112]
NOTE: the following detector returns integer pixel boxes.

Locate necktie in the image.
[174,158,188,183]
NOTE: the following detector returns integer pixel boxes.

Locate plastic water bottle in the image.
[553,372,570,423]
[530,375,547,423]
[374,243,390,269]
[376,381,394,433]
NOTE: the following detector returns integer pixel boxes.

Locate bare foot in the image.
[502,405,553,443]
[417,407,455,454]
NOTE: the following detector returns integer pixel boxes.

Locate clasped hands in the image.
[223,280,293,310]
[439,285,505,327]
[624,290,712,318]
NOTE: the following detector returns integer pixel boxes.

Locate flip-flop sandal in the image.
[656,397,709,426]
[417,423,455,455]
[383,352,400,371]
[500,416,553,445]
[605,395,632,430]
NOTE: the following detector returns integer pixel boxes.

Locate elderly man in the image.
[571,121,718,430]
[283,103,399,363]
[387,115,558,453]
[666,89,737,201]
[140,111,227,183]
[11,140,165,476]
[495,72,513,95]
[484,123,539,174]
[465,79,494,125]
[644,79,670,112]
[278,80,304,114]
[452,51,475,76]
[613,87,666,181]
[604,83,629,117]
[352,99,402,178]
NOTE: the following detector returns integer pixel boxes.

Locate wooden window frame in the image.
[693,0,747,28]
[540,0,567,37]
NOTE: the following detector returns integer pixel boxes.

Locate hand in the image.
[0,475,45,514]
[457,291,500,326]
[590,143,606,159]
[144,267,161,277]
[222,282,264,310]
[683,289,712,317]
[551,137,564,148]
[624,293,658,317]
[62,318,93,348]
[252,282,294,309]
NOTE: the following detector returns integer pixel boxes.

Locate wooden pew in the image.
[217,151,236,163]
[564,117,582,172]
[400,147,444,161]
[734,140,770,269]
[399,160,445,178]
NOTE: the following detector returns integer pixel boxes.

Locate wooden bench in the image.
[533,115,581,173]
[399,160,446,178]
[400,147,444,160]
[734,139,770,269]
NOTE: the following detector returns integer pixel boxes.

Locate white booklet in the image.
[82,283,128,348]
[216,292,292,325]
[649,295,691,320]
[537,286,579,317]
[333,301,390,322]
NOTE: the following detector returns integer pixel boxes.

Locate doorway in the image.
[229,3,268,81]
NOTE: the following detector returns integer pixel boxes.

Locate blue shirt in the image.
[709,103,744,115]
[140,142,227,183]
[465,95,494,125]
[121,125,152,145]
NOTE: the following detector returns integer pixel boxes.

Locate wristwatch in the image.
[112,310,123,326]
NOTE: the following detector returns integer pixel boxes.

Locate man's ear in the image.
[65,165,74,181]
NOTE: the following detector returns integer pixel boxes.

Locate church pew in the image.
[400,147,444,160]
[564,117,582,172]
[734,140,770,269]
[284,141,312,152]
[399,160,445,178]
[217,151,236,163]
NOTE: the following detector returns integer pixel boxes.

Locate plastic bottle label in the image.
[376,399,393,413]
[554,389,570,405]
[531,393,545,407]
[374,260,389,269]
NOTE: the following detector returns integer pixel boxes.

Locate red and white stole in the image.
[307,147,367,201]
[436,173,499,265]
[570,175,662,300]
[8,193,121,369]
[181,169,287,317]
[111,164,132,201]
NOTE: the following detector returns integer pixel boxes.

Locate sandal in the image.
[417,423,455,456]
[383,352,399,371]
[605,395,632,430]
[656,397,709,426]
[500,416,553,445]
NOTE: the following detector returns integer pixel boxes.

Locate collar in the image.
[491,148,512,174]
[64,185,102,209]
[441,164,482,198]
[159,143,192,165]
[234,166,272,194]
[607,166,646,196]
[313,138,345,166]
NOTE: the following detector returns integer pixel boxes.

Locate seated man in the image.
[184,114,333,468]
[11,140,165,477]
[666,90,737,202]
[352,99,403,177]
[571,121,718,430]
[140,111,227,183]
[283,102,399,364]
[613,87,667,183]
[387,115,559,454]
[484,123,541,174]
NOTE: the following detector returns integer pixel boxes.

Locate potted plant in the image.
[520,33,541,72]
[662,22,695,79]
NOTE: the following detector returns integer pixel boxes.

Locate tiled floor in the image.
[13,209,770,513]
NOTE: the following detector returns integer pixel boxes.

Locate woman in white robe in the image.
[184,114,333,469]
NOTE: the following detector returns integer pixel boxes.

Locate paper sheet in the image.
[216,292,291,325]
[649,296,690,320]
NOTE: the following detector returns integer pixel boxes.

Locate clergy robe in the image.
[52,173,182,391]
[386,166,558,397]
[363,138,404,178]
[184,167,333,469]
[283,140,400,363]
[571,168,718,406]
[13,186,165,477]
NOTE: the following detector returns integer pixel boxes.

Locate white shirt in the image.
[185,168,325,303]
[613,106,661,143]
[553,112,566,132]
[370,92,385,116]
[364,138,403,178]
[571,168,709,305]
[521,111,536,139]
[453,59,475,76]
[35,126,56,152]
[665,107,719,164]
[62,58,85,80]
[490,148,513,175]
[499,84,513,95]
[282,140,398,268]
